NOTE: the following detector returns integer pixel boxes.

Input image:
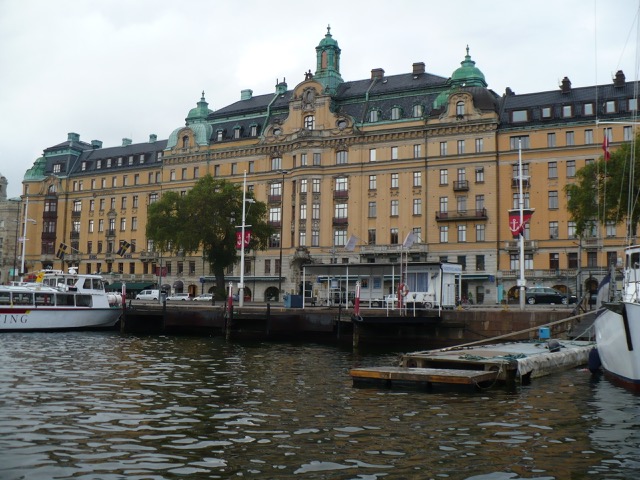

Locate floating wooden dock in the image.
[350,340,596,390]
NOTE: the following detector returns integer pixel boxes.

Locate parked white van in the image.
[136,289,160,301]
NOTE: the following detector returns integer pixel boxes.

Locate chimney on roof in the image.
[149,134,157,143]
[371,68,385,80]
[122,138,132,146]
[275,78,287,95]
[241,89,253,100]
[560,76,572,94]
[91,140,102,149]
[412,62,425,75]
[505,87,515,96]
[614,70,626,87]
[67,132,80,143]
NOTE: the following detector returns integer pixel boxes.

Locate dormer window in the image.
[250,125,258,136]
[584,103,594,115]
[182,135,189,148]
[304,115,315,130]
[53,163,62,173]
[412,105,423,117]
[216,130,223,141]
[512,110,528,122]
[96,160,102,169]
[456,101,465,117]
[541,107,552,118]
[630,98,638,111]
[368,110,380,122]
[391,107,402,120]
[562,105,572,118]
[234,127,241,139]
[605,101,616,114]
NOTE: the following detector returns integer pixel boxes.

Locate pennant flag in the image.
[117,240,131,256]
[402,231,416,248]
[602,136,611,161]
[344,234,358,251]
[508,209,534,237]
[235,228,251,249]
[56,243,68,260]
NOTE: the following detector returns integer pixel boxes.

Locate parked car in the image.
[193,293,213,302]
[166,293,191,301]
[136,289,159,301]
[525,287,574,305]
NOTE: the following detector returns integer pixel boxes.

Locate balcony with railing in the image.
[333,189,349,199]
[453,180,469,191]
[71,210,82,218]
[106,229,116,237]
[70,231,80,239]
[332,217,348,226]
[436,208,488,221]
[511,177,531,188]
[359,243,428,256]
[139,251,159,262]
[267,194,282,204]
[268,220,282,228]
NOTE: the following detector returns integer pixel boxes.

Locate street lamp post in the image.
[277,170,289,302]
[239,171,254,308]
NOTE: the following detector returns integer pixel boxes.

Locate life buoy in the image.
[398,283,409,297]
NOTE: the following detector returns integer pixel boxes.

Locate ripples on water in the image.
[0,332,639,479]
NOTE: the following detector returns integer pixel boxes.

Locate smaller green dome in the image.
[451,46,487,88]
[318,25,339,48]
[187,91,213,123]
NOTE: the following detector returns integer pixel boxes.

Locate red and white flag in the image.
[602,136,611,161]
[508,209,534,237]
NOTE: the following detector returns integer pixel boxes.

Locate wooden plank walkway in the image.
[350,366,499,386]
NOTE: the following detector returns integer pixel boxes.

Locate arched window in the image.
[412,105,423,117]
[456,101,465,117]
[391,106,402,120]
[182,135,189,148]
[369,110,379,122]
[304,115,315,130]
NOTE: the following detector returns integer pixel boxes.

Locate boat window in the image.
[13,293,34,305]
[35,293,54,306]
[0,292,10,305]
[629,252,640,268]
[83,279,92,289]
[57,294,75,306]
[93,279,104,290]
[76,295,92,307]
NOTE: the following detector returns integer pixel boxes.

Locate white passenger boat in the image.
[593,246,640,392]
[0,269,123,331]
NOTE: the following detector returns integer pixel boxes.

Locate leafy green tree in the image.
[565,138,640,238]
[146,175,272,298]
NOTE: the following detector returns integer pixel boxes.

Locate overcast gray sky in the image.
[1,0,638,198]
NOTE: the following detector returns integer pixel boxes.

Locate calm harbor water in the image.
[0,332,639,480]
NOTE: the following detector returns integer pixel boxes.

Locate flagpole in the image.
[518,140,526,311]
[239,171,247,308]
[20,195,29,282]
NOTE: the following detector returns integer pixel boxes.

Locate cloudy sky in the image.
[1,0,638,198]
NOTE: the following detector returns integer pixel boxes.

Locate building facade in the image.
[0,174,21,283]
[18,29,638,302]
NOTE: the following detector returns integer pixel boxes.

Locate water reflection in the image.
[0,332,637,479]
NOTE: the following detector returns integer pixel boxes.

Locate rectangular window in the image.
[312,203,320,220]
[457,195,467,213]
[624,126,633,141]
[131,217,137,231]
[562,105,572,118]
[476,224,485,242]
[336,151,348,164]
[457,140,465,155]
[390,200,399,216]
[413,171,422,187]
[369,148,376,162]
[264,259,271,275]
[630,98,638,111]
[566,160,576,177]
[440,142,447,156]
[584,103,594,115]
[512,110,528,122]
[547,133,556,147]
[301,153,308,166]
[475,167,484,183]
[300,204,307,220]
[585,129,594,144]
[439,169,448,185]
[568,221,577,239]
[587,251,598,268]
[334,229,347,247]
[475,138,484,153]
[548,161,557,178]
[391,173,399,188]
[549,221,559,239]
[312,179,320,193]
[458,225,466,242]
[439,226,448,243]
[606,221,616,237]
[390,228,398,245]
[566,131,575,146]
[368,229,376,245]
[605,101,616,114]
[391,146,398,160]
[299,179,308,194]
[509,136,530,149]
[439,196,448,213]
[334,203,348,219]
[121,197,127,210]
[413,144,421,159]
[550,253,560,270]
[548,191,558,209]
[368,201,376,218]
[311,230,319,247]
[271,157,282,170]
[313,153,321,166]
[475,194,484,211]
[542,106,552,118]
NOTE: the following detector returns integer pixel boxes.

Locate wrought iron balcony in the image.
[453,180,469,191]
[436,208,488,221]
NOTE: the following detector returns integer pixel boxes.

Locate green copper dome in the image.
[450,46,487,87]
[318,25,339,48]
[187,91,213,123]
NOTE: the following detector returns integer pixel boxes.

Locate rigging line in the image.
[630,0,640,244]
